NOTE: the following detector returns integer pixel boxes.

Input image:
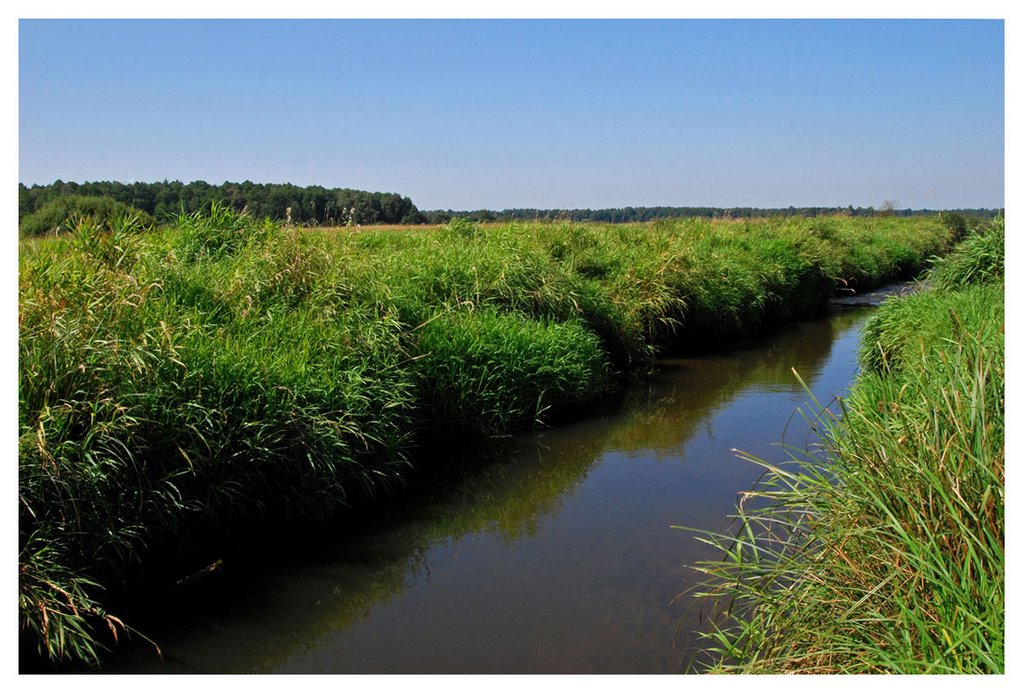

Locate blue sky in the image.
[18,17,1005,210]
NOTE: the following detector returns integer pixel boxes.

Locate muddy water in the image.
[107,303,881,674]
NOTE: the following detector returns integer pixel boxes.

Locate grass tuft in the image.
[415,308,610,436]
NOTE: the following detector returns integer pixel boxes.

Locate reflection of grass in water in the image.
[167,433,617,673]
[602,309,872,456]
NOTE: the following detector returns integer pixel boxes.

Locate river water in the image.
[104,298,891,674]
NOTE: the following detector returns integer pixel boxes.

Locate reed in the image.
[19,211,419,665]
[415,308,610,436]
[929,215,1004,291]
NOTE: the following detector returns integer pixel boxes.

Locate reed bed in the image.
[19,208,950,665]
[687,217,1004,673]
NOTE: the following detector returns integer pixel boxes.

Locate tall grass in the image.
[19,210,951,666]
[929,215,1005,291]
[416,308,610,436]
[686,220,1004,673]
[19,210,418,665]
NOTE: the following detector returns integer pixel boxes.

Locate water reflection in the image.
[108,307,872,674]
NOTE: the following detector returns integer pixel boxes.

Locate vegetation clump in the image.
[19,194,155,237]
[689,216,1004,673]
[416,309,610,436]
[18,209,952,666]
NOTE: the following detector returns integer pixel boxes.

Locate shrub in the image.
[19,195,155,237]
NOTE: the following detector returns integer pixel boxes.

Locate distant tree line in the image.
[19,180,427,226]
[19,180,1002,230]
[424,205,1003,224]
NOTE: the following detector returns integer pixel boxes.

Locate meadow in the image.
[19,209,953,666]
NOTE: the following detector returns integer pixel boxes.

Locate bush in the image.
[19,195,155,237]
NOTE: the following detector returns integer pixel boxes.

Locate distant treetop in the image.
[423,205,1002,224]
[19,180,427,227]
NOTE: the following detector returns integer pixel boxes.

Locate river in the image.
[102,293,898,674]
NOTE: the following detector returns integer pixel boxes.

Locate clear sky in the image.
[18,17,1005,211]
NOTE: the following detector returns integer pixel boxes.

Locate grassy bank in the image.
[18,210,950,666]
[688,217,1004,673]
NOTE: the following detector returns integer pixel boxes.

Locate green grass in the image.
[19,209,951,666]
[686,220,1004,673]
[416,308,610,436]
[929,215,1005,291]
[19,212,419,665]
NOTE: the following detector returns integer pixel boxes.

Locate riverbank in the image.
[689,216,1004,673]
[18,211,952,666]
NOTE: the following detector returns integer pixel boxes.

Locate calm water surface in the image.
[109,305,878,674]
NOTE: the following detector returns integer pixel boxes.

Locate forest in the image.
[18,180,428,227]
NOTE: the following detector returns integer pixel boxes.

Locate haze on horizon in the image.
[18,18,1005,211]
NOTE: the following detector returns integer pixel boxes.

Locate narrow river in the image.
[105,297,894,674]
